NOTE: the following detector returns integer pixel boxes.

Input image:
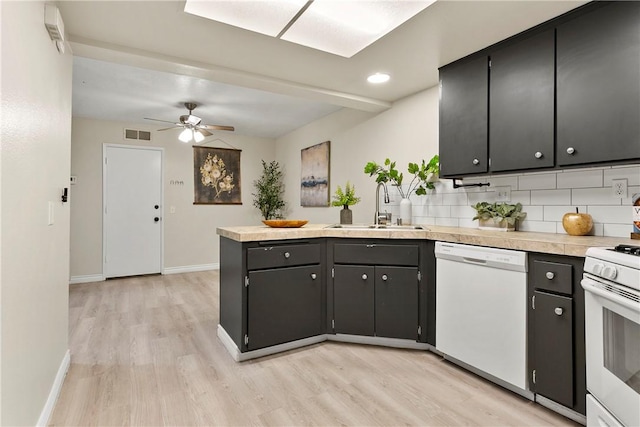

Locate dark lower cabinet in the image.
[556,1,640,166]
[532,291,574,408]
[333,265,375,336]
[374,266,418,340]
[528,253,585,416]
[247,265,323,351]
[329,239,426,342]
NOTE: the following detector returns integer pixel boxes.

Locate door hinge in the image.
[532,369,536,384]
[331,267,334,279]
[489,59,492,68]
[104,157,107,165]
[244,334,249,345]
[532,295,536,310]
[244,276,249,287]
[417,271,422,282]
[332,319,335,330]
[417,325,422,337]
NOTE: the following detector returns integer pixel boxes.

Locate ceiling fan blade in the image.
[200,124,235,132]
[198,128,213,137]
[157,126,182,131]
[144,117,177,124]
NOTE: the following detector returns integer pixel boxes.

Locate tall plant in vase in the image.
[364,155,439,225]
[252,160,286,220]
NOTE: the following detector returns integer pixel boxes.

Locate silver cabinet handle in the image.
[381,274,388,281]
[472,158,480,165]
[554,307,564,316]
[310,273,317,280]
[535,151,543,159]
[283,252,290,259]
[362,274,368,280]
[566,147,575,155]
[546,271,555,280]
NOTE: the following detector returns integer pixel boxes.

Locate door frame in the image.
[102,143,165,277]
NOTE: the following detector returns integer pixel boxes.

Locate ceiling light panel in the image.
[184,0,307,37]
[281,0,436,57]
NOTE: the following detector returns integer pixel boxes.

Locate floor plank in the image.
[49,271,579,426]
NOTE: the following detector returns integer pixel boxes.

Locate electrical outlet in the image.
[611,179,628,198]
[494,186,511,202]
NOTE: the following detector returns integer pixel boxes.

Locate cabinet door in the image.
[557,2,640,166]
[533,291,574,408]
[439,56,489,177]
[375,266,418,340]
[333,265,375,336]
[490,30,555,172]
[247,265,322,350]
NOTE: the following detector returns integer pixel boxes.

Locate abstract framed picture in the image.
[300,141,330,207]
[193,146,242,205]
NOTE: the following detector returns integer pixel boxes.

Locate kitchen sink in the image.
[326,224,425,230]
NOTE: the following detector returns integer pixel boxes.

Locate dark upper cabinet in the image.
[557,2,640,166]
[489,30,555,172]
[439,56,489,177]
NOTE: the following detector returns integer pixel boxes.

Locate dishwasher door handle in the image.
[462,257,487,265]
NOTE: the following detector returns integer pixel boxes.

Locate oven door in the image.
[582,274,640,427]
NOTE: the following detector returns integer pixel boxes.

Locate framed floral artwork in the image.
[193,147,242,204]
[300,141,330,207]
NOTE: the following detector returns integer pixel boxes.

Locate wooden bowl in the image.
[262,220,308,228]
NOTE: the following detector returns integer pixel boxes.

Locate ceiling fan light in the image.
[194,130,205,143]
[178,128,192,143]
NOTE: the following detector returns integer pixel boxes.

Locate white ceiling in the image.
[59,0,587,139]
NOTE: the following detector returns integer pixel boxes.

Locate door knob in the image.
[472,158,480,165]
[545,271,555,280]
[381,274,388,281]
[283,252,290,259]
[535,151,543,159]
[362,274,368,280]
[554,307,564,316]
[310,273,317,280]
[566,147,575,155]
[154,217,160,222]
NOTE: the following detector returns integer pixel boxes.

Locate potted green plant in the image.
[331,181,361,224]
[252,160,286,220]
[471,202,527,231]
[364,154,439,225]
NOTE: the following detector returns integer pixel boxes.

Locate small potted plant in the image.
[331,181,361,224]
[252,160,286,220]
[364,154,439,225]
[471,202,526,231]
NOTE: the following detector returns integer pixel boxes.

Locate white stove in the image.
[582,245,640,427]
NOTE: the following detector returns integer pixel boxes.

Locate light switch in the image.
[48,202,54,225]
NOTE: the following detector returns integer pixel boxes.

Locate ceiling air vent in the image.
[124,129,152,141]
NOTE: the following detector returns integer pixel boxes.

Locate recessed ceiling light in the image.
[367,73,390,84]
[184,0,436,58]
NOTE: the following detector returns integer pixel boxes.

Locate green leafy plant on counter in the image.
[252,160,286,220]
[364,154,440,198]
[331,181,361,208]
[471,202,527,226]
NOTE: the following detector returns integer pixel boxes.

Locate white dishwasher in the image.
[435,242,529,396]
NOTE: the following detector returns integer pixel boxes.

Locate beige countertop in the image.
[216,223,638,257]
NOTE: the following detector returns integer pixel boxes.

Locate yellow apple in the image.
[562,210,593,236]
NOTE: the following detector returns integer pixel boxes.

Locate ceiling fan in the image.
[144,102,234,143]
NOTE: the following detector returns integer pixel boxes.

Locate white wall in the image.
[70,118,276,279]
[1,2,72,425]
[276,85,640,238]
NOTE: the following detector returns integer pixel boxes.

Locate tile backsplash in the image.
[382,164,640,238]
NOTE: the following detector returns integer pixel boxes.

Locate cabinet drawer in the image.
[334,243,419,266]
[532,260,573,295]
[247,244,320,270]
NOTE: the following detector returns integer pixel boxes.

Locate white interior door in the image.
[104,144,163,278]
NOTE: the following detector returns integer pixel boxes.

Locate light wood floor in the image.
[50,270,578,426]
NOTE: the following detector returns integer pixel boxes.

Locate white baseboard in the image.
[37,349,70,427]
[163,263,219,275]
[69,274,105,284]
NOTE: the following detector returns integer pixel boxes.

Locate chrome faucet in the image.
[374,182,391,225]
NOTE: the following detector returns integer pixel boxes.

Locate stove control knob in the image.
[591,263,604,275]
[602,265,617,280]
